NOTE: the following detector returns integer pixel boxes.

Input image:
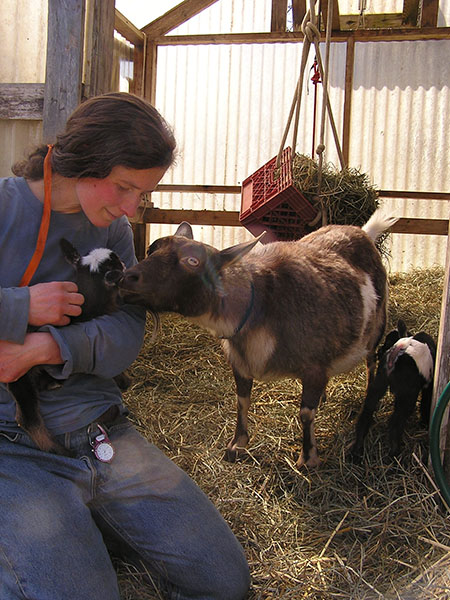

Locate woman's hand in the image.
[29,281,84,326]
[0,332,63,383]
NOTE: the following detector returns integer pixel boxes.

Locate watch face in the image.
[94,442,115,463]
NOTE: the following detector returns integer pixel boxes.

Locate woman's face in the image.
[75,165,167,227]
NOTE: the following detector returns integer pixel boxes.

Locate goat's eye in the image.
[180,255,200,269]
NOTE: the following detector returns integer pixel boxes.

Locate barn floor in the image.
[118,267,450,600]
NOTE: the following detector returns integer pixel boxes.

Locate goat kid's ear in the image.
[174,222,194,239]
[397,319,409,338]
[60,238,81,266]
[214,232,265,270]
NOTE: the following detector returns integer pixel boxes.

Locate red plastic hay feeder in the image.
[240,147,318,243]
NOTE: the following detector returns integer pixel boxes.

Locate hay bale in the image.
[292,154,380,229]
[118,267,448,599]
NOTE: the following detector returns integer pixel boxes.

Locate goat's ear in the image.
[214,232,265,270]
[175,222,194,239]
[397,319,408,338]
[60,238,81,266]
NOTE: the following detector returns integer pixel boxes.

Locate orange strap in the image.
[19,145,53,287]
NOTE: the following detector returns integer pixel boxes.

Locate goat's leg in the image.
[350,353,389,460]
[388,389,420,457]
[420,384,433,426]
[225,369,253,462]
[9,374,71,456]
[297,372,328,468]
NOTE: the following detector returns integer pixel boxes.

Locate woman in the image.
[0,92,250,600]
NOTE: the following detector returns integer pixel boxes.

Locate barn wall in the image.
[1,0,449,273]
[146,0,450,272]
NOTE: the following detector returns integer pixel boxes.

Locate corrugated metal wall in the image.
[148,0,450,272]
[1,0,449,272]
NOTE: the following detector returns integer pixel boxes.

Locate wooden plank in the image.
[421,0,439,27]
[340,13,404,30]
[0,83,44,120]
[390,218,449,235]
[84,0,115,98]
[321,0,340,32]
[271,0,288,32]
[291,0,306,31]
[129,43,145,97]
[141,0,219,37]
[155,184,241,194]
[144,41,158,104]
[431,218,450,476]
[342,37,355,166]
[132,209,449,235]
[114,9,145,46]
[43,0,85,142]
[402,0,420,26]
[154,27,450,45]
[379,190,450,201]
[136,208,240,226]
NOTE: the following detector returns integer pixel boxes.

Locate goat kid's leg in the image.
[225,369,253,462]
[350,353,389,461]
[297,373,328,468]
[9,374,72,457]
[388,389,420,457]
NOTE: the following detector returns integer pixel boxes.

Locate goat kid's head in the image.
[119,222,261,315]
[60,238,125,287]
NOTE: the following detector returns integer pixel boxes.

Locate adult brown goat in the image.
[120,210,397,467]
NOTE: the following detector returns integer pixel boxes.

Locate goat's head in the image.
[119,222,261,315]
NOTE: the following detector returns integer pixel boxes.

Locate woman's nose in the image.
[120,195,141,218]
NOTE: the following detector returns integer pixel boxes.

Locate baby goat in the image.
[351,319,436,459]
[120,209,397,468]
[8,239,125,455]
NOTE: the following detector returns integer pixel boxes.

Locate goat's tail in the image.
[362,209,399,241]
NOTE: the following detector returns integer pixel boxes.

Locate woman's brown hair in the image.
[13,93,176,180]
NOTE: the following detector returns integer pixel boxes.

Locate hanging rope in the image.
[276,0,346,226]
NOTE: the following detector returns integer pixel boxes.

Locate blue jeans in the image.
[0,418,250,600]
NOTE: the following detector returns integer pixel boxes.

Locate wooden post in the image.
[83,0,115,98]
[43,0,85,142]
[432,216,450,475]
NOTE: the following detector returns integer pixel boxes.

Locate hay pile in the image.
[119,267,449,600]
[292,154,380,229]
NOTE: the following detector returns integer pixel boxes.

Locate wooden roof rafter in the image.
[141,0,220,37]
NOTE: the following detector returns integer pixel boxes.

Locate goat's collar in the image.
[218,282,255,340]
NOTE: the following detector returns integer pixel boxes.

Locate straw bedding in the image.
[117,266,449,600]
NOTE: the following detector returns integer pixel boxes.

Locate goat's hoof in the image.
[296,451,321,469]
[224,449,238,462]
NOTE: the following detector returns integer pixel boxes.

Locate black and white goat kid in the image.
[351,319,436,459]
[120,209,398,468]
[8,239,125,455]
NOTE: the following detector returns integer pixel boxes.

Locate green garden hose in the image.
[429,381,450,507]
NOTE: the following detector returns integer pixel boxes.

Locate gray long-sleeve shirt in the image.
[0,176,146,434]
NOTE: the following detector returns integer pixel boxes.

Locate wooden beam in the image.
[135,208,241,226]
[141,0,219,37]
[321,0,340,31]
[271,0,288,32]
[432,217,450,476]
[378,190,450,201]
[84,0,115,98]
[43,0,85,142]
[114,9,145,46]
[291,0,306,32]
[402,0,420,26]
[390,218,449,235]
[144,40,158,104]
[133,208,449,236]
[421,0,439,27]
[342,37,355,166]
[154,27,450,45]
[0,83,44,120]
[155,184,241,194]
